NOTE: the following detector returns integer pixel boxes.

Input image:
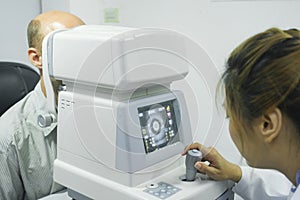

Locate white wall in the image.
[46,0,300,68]
[0,0,41,66]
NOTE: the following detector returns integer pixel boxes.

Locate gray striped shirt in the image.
[0,82,64,200]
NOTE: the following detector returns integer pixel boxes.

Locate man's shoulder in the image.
[0,91,37,151]
[1,90,35,122]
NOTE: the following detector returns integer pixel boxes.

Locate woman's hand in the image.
[182,142,242,183]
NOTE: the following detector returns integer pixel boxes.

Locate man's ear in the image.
[259,107,282,144]
[28,47,42,70]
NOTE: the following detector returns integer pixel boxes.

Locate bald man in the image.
[0,11,85,200]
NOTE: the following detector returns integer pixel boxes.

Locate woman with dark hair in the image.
[183,28,300,199]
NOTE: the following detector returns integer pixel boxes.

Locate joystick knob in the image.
[185,149,203,181]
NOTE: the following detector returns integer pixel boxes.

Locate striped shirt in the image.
[0,81,64,200]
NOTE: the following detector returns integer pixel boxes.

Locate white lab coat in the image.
[233,166,300,200]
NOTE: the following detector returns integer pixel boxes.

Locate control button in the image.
[192,149,199,153]
[143,182,181,199]
[38,114,54,128]
[147,183,159,189]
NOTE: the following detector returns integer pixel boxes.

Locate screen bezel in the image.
[137,99,180,154]
[115,91,192,173]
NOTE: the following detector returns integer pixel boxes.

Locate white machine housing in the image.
[45,25,233,200]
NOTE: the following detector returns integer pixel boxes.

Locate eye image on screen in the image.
[138,100,180,154]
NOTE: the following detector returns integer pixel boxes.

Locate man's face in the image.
[33,11,85,98]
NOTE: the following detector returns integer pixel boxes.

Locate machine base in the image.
[55,160,234,200]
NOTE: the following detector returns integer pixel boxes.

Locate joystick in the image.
[185,149,203,181]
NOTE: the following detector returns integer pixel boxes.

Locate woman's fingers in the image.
[181,142,203,155]
[194,162,219,178]
[182,142,242,182]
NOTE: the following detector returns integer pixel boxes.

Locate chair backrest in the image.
[0,62,39,116]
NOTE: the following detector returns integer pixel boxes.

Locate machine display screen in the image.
[138,99,180,154]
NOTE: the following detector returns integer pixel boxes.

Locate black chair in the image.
[0,62,39,116]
